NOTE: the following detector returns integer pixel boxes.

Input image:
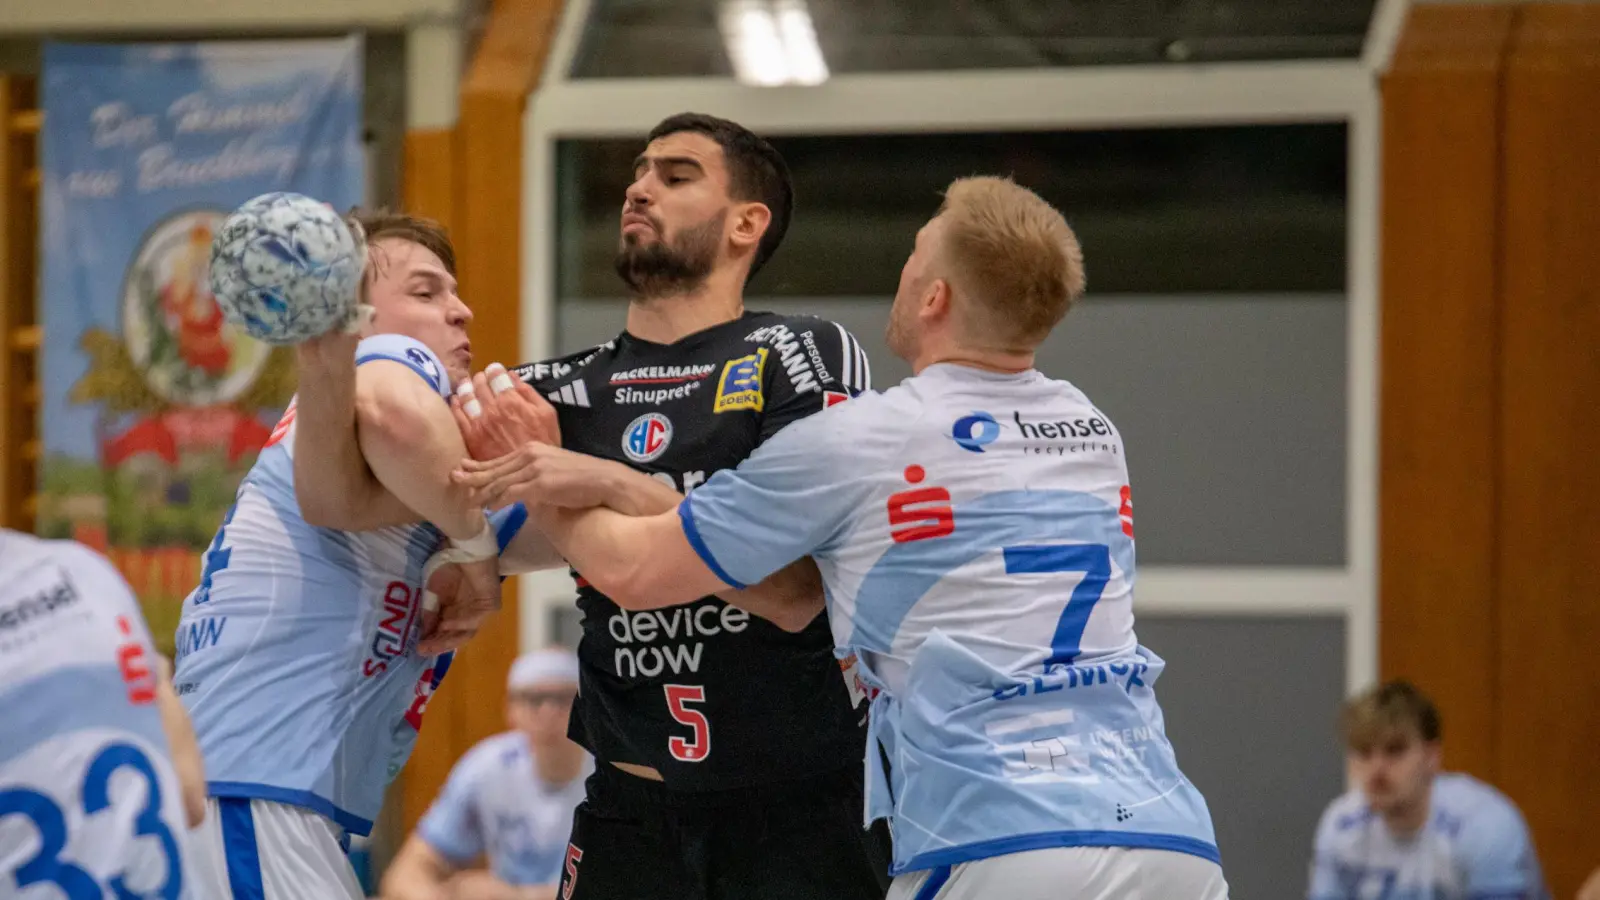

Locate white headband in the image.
[507,648,579,691]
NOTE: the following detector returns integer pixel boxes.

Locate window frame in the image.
[518,0,1390,692]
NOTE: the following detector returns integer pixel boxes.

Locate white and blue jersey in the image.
[416,732,590,886]
[679,362,1219,876]
[0,531,195,898]
[1309,773,1546,900]
[172,333,527,837]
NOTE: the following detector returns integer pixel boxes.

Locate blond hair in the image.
[1341,680,1442,751]
[937,176,1086,350]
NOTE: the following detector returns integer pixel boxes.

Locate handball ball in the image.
[209,191,365,346]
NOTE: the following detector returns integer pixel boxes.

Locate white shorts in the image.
[888,846,1230,900]
[188,797,364,900]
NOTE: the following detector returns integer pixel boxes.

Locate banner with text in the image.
[38,39,364,652]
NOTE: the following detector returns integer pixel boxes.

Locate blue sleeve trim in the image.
[893,829,1221,877]
[206,781,375,836]
[218,798,267,900]
[495,503,528,552]
[677,496,747,590]
[355,353,440,394]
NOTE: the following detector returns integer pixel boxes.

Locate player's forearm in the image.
[592,461,687,517]
[715,557,825,632]
[154,662,207,828]
[357,364,486,541]
[292,357,401,529]
[496,519,566,575]
[380,835,455,900]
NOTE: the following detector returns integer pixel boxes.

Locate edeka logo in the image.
[713,349,767,414]
[952,411,1001,452]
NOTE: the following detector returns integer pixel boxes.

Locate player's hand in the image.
[417,556,501,656]
[451,362,561,460]
[451,442,618,510]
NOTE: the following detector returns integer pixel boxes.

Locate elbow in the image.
[771,605,822,633]
[590,556,675,611]
[590,563,649,610]
[297,489,346,529]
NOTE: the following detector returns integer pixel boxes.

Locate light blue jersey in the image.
[417,732,590,886]
[1309,773,1546,900]
[679,362,1218,876]
[172,334,526,837]
[1,531,195,898]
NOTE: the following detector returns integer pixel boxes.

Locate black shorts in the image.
[558,764,892,900]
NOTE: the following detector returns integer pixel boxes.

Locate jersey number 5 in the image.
[663,684,710,763]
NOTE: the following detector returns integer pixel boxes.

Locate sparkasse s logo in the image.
[951,411,1001,453]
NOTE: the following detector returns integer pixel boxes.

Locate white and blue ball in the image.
[209,191,365,345]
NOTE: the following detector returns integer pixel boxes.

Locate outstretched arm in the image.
[458,441,826,630]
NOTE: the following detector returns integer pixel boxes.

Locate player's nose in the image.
[624,176,654,208]
[448,295,472,327]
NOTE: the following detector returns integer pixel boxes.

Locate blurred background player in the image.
[461,176,1229,900]
[1308,680,1547,900]
[382,647,590,900]
[173,211,546,899]
[0,529,206,898]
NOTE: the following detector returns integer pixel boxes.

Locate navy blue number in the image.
[0,787,100,898]
[0,743,182,899]
[1004,543,1112,666]
[83,743,184,900]
[194,502,239,605]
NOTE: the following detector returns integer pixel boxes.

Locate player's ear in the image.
[922,277,953,322]
[729,202,772,253]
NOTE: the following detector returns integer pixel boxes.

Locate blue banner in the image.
[38,38,365,650]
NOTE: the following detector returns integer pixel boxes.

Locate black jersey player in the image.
[508,115,887,900]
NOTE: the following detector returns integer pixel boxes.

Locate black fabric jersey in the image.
[514,311,875,793]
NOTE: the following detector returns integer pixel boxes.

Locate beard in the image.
[884,293,918,361]
[614,213,723,297]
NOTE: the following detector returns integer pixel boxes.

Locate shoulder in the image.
[26,536,130,595]
[450,731,525,782]
[1316,789,1375,845]
[356,332,451,397]
[740,313,871,394]
[512,341,618,388]
[1436,774,1530,835]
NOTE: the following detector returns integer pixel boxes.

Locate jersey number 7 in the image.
[1004,543,1112,667]
[664,685,710,762]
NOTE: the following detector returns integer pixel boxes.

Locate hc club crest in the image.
[622,413,673,463]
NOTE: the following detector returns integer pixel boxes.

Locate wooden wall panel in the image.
[1496,6,1600,896]
[397,0,564,837]
[1378,4,1512,779]
[0,77,39,533]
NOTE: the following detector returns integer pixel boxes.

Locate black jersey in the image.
[514,311,874,792]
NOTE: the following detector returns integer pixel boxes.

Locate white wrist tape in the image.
[421,517,499,613]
